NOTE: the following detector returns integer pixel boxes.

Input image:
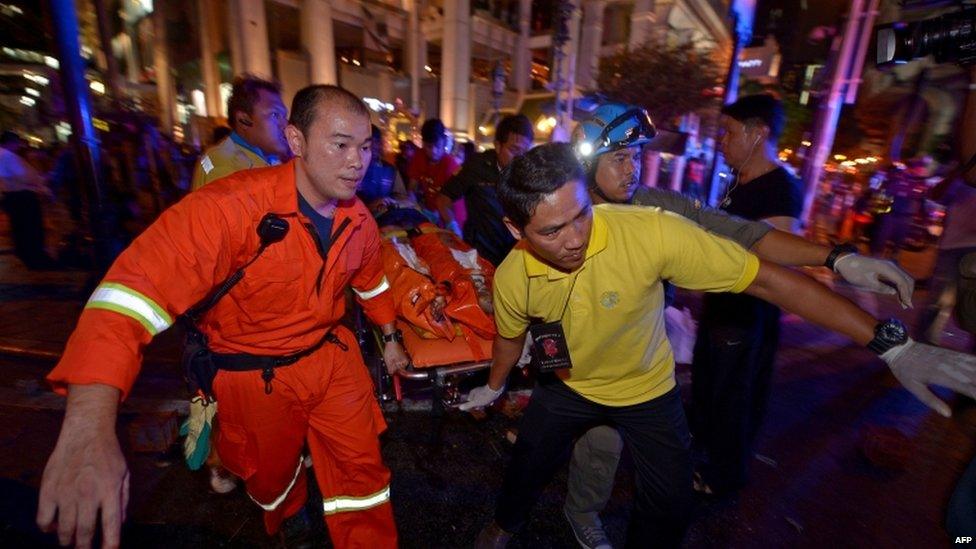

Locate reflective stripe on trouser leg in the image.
[210,369,311,535]
[248,455,305,511]
[305,335,397,547]
[322,485,391,515]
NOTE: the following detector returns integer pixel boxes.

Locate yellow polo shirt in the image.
[493,204,760,406]
[191,135,270,191]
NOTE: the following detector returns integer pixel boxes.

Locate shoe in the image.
[473,521,512,549]
[278,508,313,549]
[209,465,237,494]
[692,470,713,495]
[564,509,612,549]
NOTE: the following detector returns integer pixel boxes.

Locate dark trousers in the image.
[495,380,693,548]
[948,454,976,541]
[0,191,50,269]
[916,247,976,346]
[691,310,780,495]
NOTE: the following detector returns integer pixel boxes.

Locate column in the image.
[227,0,244,75]
[152,4,175,134]
[406,0,424,112]
[122,25,140,82]
[93,0,125,101]
[641,148,661,188]
[576,0,605,90]
[551,1,581,142]
[669,155,686,191]
[629,0,657,49]
[440,0,472,139]
[511,0,532,94]
[302,0,337,84]
[198,0,223,118]
[235,0,272,79]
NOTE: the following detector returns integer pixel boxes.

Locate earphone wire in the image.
[720,136,761,209]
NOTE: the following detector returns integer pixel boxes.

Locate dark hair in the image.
[496,114,533,145]
[421,118,446,144]
[499,143,585,228]
[0,130,20,146]
[226,75,281,130]
[289,84,369,136]
[721,93,785,141]
[211,125,232,144]
[371,124,382,141]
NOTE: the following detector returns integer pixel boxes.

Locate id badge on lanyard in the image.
[527,272,580,372]
[529,320,573,372]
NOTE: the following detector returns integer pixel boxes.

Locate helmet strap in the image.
[587,163,618,204]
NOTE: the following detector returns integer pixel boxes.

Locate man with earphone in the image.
[191,75,291,191]
[692,94,808,498]
[185,75,293,497]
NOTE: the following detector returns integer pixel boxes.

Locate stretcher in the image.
[370,320,492,413]
[362,214,496,412]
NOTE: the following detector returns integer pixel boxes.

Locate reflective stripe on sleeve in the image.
[85,282,174,335]
[247,455,305,511]
[322,485,391,515]
[353,277,390,300]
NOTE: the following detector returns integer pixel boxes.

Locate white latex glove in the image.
[834,253,915,308]
[458,384,505,411]
[881,338,976,417]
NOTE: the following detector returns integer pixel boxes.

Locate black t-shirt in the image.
[298,193,333,257]
[704,166,803,328]
[440,149,516,266]
[723,166,804,221]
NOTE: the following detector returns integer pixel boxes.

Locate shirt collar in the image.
[230,131,280,165]
[269,160,366,227]
[523,207,609,280]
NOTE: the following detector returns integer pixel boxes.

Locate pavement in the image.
[0,245,974,548]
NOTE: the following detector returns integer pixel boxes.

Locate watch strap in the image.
[825,243,859,271]
[867,318,908,355]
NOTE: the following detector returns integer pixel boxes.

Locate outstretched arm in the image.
[37,383,128,549]
[637,188,914,305]
[753,230,914,307]
[745,260,976,416]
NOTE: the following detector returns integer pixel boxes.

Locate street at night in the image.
[0,252,973,547]
[3,0,976,547]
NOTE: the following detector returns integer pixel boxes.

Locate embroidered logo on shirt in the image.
[600,291,619,309]
[201,155,214,174]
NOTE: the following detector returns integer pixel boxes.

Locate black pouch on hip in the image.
[182,329,218,402]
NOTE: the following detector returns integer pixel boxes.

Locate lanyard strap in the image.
[527,269,582,325]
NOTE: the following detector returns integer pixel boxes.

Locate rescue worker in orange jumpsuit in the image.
[36,85,409,548]
[185,73,292,496]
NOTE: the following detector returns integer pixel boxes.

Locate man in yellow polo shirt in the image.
[191,75,290,190]
[466,143,976,548]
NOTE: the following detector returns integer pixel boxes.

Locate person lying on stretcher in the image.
[379,222,497,342]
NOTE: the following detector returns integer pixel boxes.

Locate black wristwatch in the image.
[381,329,404,345]
[867,318,908,355]
[824,243,859,271]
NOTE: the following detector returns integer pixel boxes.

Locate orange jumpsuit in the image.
[48,161,398,546]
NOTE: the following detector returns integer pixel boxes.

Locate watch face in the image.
[877,319,908,344]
